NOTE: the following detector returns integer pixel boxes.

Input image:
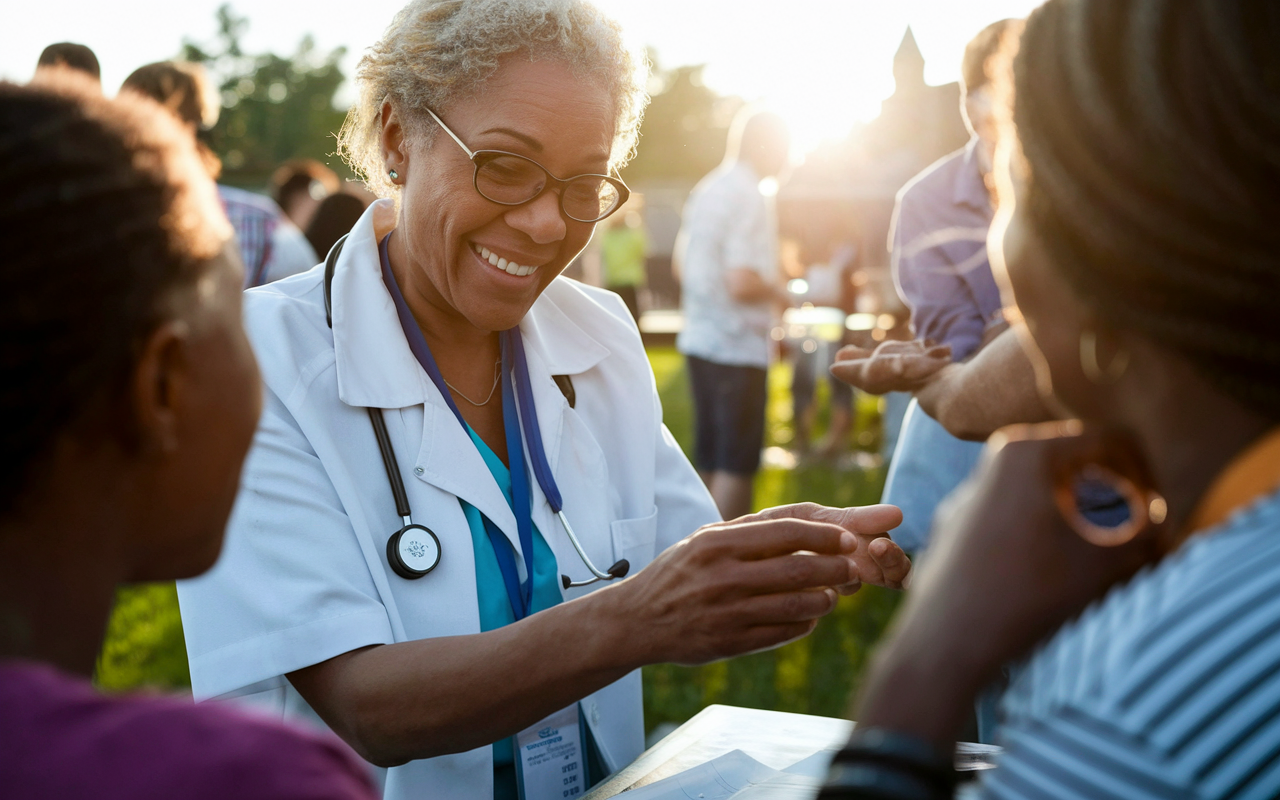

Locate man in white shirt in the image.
[675,110,790,520]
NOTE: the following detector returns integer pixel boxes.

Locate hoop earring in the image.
[1080,329,1129,384]
[388,169,399,181]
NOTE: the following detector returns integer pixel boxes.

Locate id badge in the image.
[514,704,585,800]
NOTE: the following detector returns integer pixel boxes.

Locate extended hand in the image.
[830,339,952,395]
[611,504,907,666]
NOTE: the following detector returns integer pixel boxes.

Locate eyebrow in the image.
[480,127,545,153]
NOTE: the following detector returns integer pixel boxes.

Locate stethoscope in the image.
[322,234,630,594]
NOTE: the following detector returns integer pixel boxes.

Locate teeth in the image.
[473,243,539,278]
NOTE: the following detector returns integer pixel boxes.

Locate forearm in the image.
[725,267,784,304]
[915,330,1052,440]
[289,585,639,767]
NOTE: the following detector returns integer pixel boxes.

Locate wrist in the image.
[572,580,651,673]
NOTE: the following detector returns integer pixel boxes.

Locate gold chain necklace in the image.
[444,359,502,407]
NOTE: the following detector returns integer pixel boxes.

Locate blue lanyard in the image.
[377,235,563,620]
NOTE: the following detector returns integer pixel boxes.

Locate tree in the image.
[181,5,350,187]
[622,58,741,185]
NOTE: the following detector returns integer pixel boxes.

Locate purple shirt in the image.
[0,661,377,800]
[889,139,1003,361]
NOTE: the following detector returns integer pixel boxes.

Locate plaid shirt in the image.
[218,185,278,288]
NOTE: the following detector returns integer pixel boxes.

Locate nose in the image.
[504,188,568,245]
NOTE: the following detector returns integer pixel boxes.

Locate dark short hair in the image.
[962,19,1018,92]
[120,61,216,130]
[37,43,100,80]
[305,193,367,260]
[1010,0,1280,419]
[270,158,339,211]
[0,75,228,513]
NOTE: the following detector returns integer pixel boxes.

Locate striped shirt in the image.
[972,489,1280,799]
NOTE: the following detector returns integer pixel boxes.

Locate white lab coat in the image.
[177,200,720,800]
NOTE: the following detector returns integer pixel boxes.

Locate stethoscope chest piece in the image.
[387,524,442,580]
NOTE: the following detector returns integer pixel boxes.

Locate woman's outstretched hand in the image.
[830,339,953,396]
[601,503,908,667]
[853,421,1165,745]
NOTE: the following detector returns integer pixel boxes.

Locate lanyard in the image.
[376,234,563,620]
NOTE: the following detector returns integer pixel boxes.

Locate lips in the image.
[471,242,542,277]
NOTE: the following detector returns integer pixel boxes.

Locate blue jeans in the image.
[881,399,983,555]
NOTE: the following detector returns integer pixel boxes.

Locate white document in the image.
[619,750,782,800]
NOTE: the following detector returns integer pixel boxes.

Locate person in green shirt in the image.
[601,207,648,322]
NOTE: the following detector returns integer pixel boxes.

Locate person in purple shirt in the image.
[869,20,1020,556]
[0,76,375,800]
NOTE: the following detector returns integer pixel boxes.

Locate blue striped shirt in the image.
[972,489,1280,799]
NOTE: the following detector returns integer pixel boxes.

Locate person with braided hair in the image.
[0,75,376,799]
[819,0,1280,797]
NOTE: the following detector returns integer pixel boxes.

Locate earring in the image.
[388,169,399,181]
[1080,329,1129,384]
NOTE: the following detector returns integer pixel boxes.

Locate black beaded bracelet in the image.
[817,728,956,799]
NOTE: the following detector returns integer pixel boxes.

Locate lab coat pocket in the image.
[610,505,659,569]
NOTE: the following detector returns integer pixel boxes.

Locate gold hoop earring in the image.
[1080,329,1129,384]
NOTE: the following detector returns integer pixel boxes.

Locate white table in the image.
[585,705,999,799]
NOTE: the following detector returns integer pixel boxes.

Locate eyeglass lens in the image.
[475,154,622,222]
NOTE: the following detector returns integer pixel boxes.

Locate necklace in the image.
[444,359,502,407]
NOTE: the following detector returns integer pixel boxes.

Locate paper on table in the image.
[728,773,821,799]
[618,750,781,800]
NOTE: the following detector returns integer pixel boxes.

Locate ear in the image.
[380,101,409,183]
[131,320,191,455]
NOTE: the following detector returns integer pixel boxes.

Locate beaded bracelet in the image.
[817,727,955,799]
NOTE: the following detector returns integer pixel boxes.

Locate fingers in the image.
[735,588,839,626]
[753,502,903,537]
[701,517,855,560]
[868,536,911,589]
[731,552,856,595]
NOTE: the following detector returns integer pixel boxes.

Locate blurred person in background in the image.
[599,200,648,323]
[0,75,375,800]
[821,1,1280,797]
[675,107,792,520]
[306,191,369,260]
[121,61,318,288]
[271,158,341,231]
[33,42,101,90]
[852,18,1021,557]
[791,241,859,459]
[173,2,912,798]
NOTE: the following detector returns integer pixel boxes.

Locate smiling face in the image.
[382,56,616,334]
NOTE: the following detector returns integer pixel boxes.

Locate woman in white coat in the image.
[177,2,910,798]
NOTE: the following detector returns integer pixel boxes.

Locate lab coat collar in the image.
[331,199,421,410]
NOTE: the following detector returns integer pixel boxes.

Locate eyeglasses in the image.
[425,108,630,224]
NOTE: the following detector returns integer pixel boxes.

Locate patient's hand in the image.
[830,339,952,395]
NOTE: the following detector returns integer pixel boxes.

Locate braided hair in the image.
[1012,0,1280,419]
[0,75,229,514]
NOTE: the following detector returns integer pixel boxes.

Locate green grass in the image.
[642,347,899,731]
[98,347,901,731]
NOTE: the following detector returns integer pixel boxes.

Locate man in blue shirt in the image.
[878,19,1020,554]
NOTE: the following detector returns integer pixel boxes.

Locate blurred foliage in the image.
[181,4,350,187]
[96,583,190,691]
[622,57,742,185]
[98,348,901,733]
[642,348,899,731]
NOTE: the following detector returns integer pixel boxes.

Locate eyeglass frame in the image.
[423,107,630,224]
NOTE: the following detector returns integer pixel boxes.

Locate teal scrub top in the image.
[459,426,562,798]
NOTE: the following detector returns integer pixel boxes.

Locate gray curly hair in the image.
[337,0,648,197]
